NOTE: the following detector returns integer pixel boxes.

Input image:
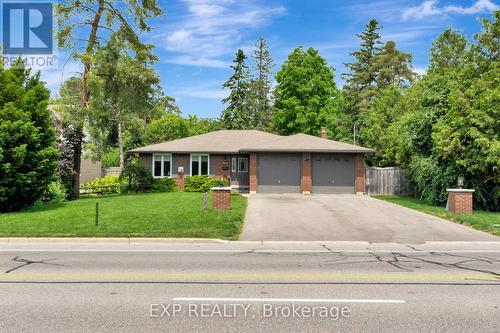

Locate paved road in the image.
[0,240,499,332]
[241,194,499,242]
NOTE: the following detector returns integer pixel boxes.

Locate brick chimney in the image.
[320,128,328,139]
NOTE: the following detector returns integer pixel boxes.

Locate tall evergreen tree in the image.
[373,41,415,88]
[221,49,251,129]
[0,61,59,211]
[250,37,274,130]
[342,18,382,114]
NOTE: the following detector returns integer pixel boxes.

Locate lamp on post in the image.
[457,176,464,189]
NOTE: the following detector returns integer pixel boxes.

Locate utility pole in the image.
[353,124,357,145]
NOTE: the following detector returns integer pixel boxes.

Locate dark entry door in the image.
[230,155,249,189]
[312,154,355,194]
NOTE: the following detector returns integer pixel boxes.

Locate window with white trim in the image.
[238,158,248,173]
[191,154,209,176]
[153,154,171,178]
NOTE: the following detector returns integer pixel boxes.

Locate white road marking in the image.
[173,297,406,304]
[0,249,499,253]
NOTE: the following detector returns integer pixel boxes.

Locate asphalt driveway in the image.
[240,194,498,243]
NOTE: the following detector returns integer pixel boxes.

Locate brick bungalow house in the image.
[128,129,374,194]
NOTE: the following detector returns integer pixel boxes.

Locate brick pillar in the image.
[301,152,312,194]
[249,152,257,194]
[355,154,365,195]
[176,172,185,192]
[212,187,231,210]
[447,189,474,215]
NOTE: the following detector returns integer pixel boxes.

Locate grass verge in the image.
[0,192,247,240]
[375,195,499,237]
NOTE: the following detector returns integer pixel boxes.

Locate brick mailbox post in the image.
[176,172,185,192]
[211,187,231,210]
[446,189,475,215]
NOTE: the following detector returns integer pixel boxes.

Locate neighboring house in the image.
[128,130,374,194]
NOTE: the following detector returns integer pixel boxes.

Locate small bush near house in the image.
[44,181,67,203]
[147,178,177,193]
[81,175,122,195]
[185,175,229,192]
[120,161,154,192]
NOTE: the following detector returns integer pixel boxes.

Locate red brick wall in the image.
[301,152,312,193]
[213,189,231,210]
[355,154,365,194]
[174,154,189,192]
[249,152,257,193]
[213,154,231,178]
[448,191,473,215]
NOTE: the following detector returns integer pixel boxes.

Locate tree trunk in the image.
[69,126,83,200]
[70,0,105,199]
[118,120,124,169]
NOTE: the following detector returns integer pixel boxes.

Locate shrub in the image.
[408,156,456,205]
[120,161,154,192]
[184,175,228,192]
[101,148,120,167]
[147,178,177,193]
[81,175,122,195]
[45,181,67,203]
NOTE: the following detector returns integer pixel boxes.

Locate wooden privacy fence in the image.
[365,166,412,196]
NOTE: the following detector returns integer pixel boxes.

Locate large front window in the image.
[153,154,171,178]
[191,154,209,176]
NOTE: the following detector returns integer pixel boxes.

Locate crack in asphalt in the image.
[395,252,500,279]
[5,256,64,274]
[311,247,500,278]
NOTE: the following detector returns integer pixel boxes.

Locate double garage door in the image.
[257,153,355,194]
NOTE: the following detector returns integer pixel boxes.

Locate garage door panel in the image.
[312,154,355,194]
[257,153,301,193]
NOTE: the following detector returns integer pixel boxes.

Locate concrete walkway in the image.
[240,194,499,243]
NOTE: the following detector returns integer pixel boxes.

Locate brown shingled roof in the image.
[128,130,281,154]
[241,133,374,153]
[128,130,374,154]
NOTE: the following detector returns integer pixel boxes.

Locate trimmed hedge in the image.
[184,175,229,192]
[81,175,123,195]
[147,178,177,193]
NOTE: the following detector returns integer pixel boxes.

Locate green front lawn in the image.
[0,192,247,239]
[375,195,500,237]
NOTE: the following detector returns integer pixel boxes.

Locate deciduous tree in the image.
[56,0,163,198]
[272,47,339,135]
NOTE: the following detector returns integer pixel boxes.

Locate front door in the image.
[230,155,249,189]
